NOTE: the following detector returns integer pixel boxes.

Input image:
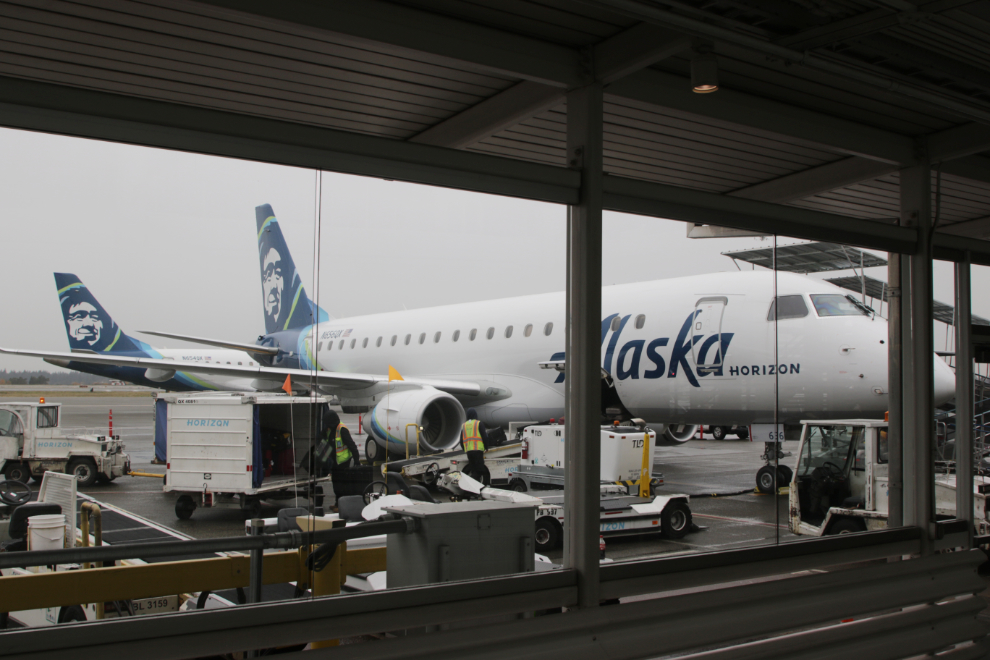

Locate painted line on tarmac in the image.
[693,512,788,529]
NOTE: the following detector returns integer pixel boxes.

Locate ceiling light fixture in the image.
[691,52,719,94]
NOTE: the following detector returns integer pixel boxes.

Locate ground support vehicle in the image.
[159,392,331,519]
[788,419,990,537]
[506,423,663,495]
[0,401,129,486]
[383,441,523,488]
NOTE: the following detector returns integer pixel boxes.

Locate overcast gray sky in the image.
[0,126,984,371]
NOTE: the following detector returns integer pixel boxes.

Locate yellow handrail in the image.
[405,423,421,460]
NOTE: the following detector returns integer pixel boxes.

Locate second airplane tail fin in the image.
[54,273,142,353]
[255,204,329,334]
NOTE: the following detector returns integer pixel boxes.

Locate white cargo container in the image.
[518,423,657,483]
[159,392,331,519]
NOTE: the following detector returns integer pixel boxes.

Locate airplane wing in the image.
[0,347,482,398]
[137,331,279,356]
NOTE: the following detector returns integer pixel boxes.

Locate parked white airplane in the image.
[43,273,262,392]
[4,207,955,461]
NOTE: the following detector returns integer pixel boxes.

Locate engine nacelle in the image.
[657,423,699,445]
[144,368,176,383]
[366,387,465,455]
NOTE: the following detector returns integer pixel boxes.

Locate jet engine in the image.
[658,423,699,445]
[366,387,465,456]
[144,368,176,383]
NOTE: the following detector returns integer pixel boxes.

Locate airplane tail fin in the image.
[255,204,329,334]
[54,273,142,353]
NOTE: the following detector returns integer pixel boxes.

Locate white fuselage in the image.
[154,348,261,391]
[298,271,954,427]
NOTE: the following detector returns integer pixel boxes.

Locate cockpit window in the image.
[767,295,809,321]
[810,294,870,317]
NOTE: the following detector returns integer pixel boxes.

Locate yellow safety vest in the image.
[334,423,352,463]
[462,420,484,452]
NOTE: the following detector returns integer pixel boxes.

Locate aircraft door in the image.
[691,297,728,371]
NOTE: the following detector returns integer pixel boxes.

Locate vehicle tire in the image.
[365,438,381,463]
[175,495,196,520]
[509,478,527,493]
[660,500,693,539]
[711,426,727,441]
[534,518,560,552]
[3,463,29,484]
[827,518,866,535]
[58,605,86,623]
[67,459,99,488]
[756,465,777,494]
[777,465,793,486]
[736,428,749,440]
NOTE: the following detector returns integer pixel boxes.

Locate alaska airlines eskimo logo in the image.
[551,311,800,388]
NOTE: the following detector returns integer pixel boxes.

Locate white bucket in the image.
[28,514,67,551]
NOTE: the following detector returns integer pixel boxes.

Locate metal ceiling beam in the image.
[853,34,990,96]
[729,157,898,204]
[196,0,584,87]
[601,174,918,255]
[940,216,990,239]
[941,155,990,184]
[928,123,990,162]
[776,0,978,51]
[410,24,691,149]
[607,68,916,164]
[583,0,990,126]
[0,76,579,206]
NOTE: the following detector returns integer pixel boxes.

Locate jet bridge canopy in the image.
[825,274,990,326]
[722,242,888,274]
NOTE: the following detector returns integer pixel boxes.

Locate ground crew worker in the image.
[460,408,491,486]
[317,409,359,471]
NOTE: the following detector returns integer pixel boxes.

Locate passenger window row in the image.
[314,321,558,352]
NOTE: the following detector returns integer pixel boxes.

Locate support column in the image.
[887,254,902,528]
[564,82,603,609]
[955,256,974,547]
[900,161,935,554]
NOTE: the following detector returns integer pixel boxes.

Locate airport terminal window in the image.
[376,337,382,347]
[524,324,533,337]
[544,322,553,336]
[505,325,513,338]
[362,338,368,348]
[810,294,868,317]
[635,314,646,329]
[767,295,809,321]
[37,406,58,429]
[487,327,494,340]
[470,328,477,341]
[419,333,426,344]
[405,334,411,345]
[434,332,441,343]
[610,316,621,331]
[391,335,397,346]
[453,330,460,342]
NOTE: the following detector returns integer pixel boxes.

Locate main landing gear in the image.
[755,442,792,495]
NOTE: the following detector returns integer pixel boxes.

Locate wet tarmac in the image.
[0,393,799,553]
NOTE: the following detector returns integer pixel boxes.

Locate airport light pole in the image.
[564,80,604,609]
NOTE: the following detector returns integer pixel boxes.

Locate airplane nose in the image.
[933,355,956,406]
